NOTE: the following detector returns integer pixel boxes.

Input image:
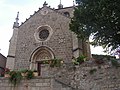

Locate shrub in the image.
[72,55,86,65]
[50,58,62,68]
[20,69,28,73]
[9,71,22,86]
[25,70,34,80]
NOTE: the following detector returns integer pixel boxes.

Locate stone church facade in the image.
[2,2,120,90]
[6,2,91,73]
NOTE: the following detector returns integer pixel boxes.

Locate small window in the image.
[64,12,70,17]
[39,29,49,40]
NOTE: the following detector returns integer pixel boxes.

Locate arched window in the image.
[64,12,70,17]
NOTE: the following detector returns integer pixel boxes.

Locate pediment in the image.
[19,6,70,28]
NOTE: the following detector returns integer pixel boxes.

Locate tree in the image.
[69,0,120,52]
[114,47,120,59]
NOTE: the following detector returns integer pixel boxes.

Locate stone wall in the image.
[0,77,72,90]
[1,61,120,90]
[55,62,120,90]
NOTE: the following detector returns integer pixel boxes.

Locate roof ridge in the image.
[0,53,7,58]
[19,7,42,28]
[55,6,74,10]
[18,6,72,28]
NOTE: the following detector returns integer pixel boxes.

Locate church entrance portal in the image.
[30,46,54,76]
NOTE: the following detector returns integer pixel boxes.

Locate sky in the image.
[0,0,106,56]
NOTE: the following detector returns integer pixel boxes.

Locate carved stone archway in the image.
[30,46,54,76]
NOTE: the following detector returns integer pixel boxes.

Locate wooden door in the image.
[37,62,41,76]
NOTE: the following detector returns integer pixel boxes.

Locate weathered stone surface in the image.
[5,3,119,90]
[0,63,120,90]
[54,62,120,90]
[7,5,91,70]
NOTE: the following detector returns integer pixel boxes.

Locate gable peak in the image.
[43,1,48,7]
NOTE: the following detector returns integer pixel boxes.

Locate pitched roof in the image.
[19,6,73,28]
[55,6,73,10]
[0,53,6,59]
[0,53,6,68]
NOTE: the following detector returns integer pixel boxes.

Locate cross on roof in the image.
[43,1,48,6]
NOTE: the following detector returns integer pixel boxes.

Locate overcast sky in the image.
[0,0,106,56]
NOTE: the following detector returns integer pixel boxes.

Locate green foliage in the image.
[20,69,28,73]
[42,59,63,67]
[50,58,62,68]
[25,70,34,80]
[73,60,79,65]
[72,55,86,65]
[70,0,120,51]
[9,71,22,86]
[77,55,86,64]
[8,69,35,86]
[43,60,49,64]
[76,0,81,4]
[5,68,10,74]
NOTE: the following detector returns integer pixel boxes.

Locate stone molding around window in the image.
[34,25,53,42]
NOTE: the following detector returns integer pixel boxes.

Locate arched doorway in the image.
[30,46,54,76]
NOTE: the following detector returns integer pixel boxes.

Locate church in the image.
[1,2,120,90]
[6,1,91,76]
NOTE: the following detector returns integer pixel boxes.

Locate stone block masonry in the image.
[1,62,120,90]
[0,77,72,90]
[55,62,120,90]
